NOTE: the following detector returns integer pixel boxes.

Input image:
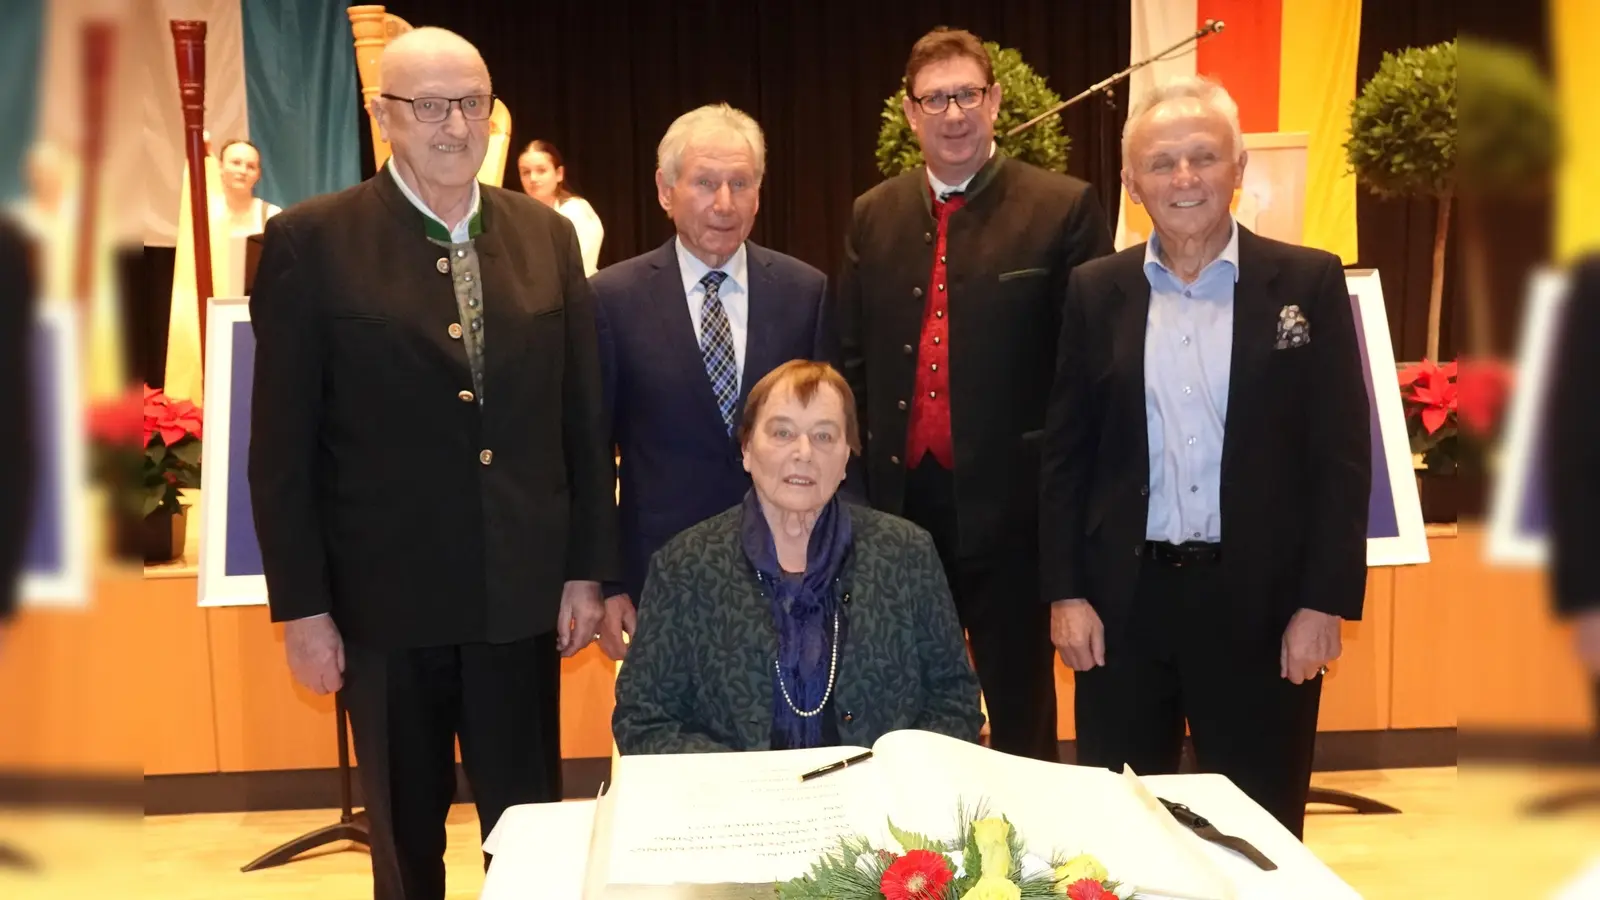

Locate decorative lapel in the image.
[647,240,729,435]
[1219,227,1282,479]
[737,242,779,413]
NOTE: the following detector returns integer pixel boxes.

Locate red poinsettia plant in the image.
[87,385,203,518]
[1397,359,1458,473]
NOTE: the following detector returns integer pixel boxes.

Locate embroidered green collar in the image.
[386,159,484,242]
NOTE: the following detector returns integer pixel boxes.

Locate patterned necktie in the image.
[698,270,738,433]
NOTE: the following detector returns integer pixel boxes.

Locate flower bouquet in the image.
[777,803,1130,900]
[88,385,203,562]
[1397,359,1458,473]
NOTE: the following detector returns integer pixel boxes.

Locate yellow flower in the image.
[960,876,1022,900]
[971,817,1013,880]
[1053,854,1109,892]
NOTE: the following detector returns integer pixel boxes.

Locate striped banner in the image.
[1120,0,1361,263]
[1553,0,1600,260]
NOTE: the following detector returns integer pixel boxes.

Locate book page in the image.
[605,747,884,887]
[870,731,1231,900]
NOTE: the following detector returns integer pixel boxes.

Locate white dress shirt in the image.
[675,236,750,385]
[927,141,997,198]
[387,160,481,243]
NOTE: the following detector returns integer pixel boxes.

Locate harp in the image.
[347,6,513,186]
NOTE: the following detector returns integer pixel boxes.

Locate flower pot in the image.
[140,508,188,564]
[1414,472,1457,524]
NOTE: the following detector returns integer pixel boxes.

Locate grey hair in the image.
[1121,75,1244,166]
[656,104,766,185]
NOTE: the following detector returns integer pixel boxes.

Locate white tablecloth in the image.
[481,772,1361,899]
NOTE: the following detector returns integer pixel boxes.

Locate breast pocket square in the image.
[1275,305,1311,349]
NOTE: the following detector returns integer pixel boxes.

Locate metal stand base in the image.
[1307,787,1402,814]
[1523,787,1600,816]
[0,842,37,871]
[241,693,371,872]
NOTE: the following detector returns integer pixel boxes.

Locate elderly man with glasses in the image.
[835,26,1113,763]
[248,27,617,900]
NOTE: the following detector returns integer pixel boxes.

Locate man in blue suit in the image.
[592,104,831,658]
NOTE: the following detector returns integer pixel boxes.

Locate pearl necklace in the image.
[760,572,842,718]
[774,609,841,718]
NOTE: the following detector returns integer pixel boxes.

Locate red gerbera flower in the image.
[1067,879,1115,900]
[879,849,953,900]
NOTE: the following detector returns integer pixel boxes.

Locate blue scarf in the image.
[739,490,853,751]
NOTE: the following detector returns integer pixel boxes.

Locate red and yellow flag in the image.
[1118,0,1361,263]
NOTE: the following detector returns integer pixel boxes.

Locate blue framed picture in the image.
[22,303,88,606]
[197,296,268,606]
[1345,270,1430,567]
[1486,269,1566,566]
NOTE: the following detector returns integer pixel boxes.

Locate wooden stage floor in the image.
[1,766,1598,899]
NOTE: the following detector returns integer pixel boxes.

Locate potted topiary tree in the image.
[1344,39,1457,363]
[1455,37,1559,357]
[876,42,1070,178]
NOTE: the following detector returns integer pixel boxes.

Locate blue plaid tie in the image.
[698,271,738,433]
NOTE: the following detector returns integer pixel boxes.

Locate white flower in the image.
[1113,882,1136,899]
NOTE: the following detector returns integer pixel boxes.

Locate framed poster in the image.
[1345,270,1430,567]
[22,303,88,607]
[196,296,267,606]
[1485,269,1567,566]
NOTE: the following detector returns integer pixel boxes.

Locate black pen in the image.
[799,750,874,782]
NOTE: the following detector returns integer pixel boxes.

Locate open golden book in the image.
[582,730,1233,900]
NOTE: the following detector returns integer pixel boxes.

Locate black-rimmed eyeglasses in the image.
[909,84,992,115]
[380,93,495,123]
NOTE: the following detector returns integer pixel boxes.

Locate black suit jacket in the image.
[1041,228,1370,640]
[593,239,831,602]
[248,172,620,650]
[836,155,1113,563]
[1550,254,1600,615]
[0,217,36,622]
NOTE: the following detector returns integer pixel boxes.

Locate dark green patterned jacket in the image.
[613,504,984,754]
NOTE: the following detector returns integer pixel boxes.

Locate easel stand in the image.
[1306,787,1401,814]
[0,843,37,871]
[241,693,370,871]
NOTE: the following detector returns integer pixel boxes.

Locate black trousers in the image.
[902,456,1059,762]
[1074,556,1322,839]
[342,635,562,900]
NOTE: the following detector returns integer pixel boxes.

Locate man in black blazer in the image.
[248,28,617,900]
[1041,77,1370,838]
[0,215,36,645]
[592,104,830,659]
[837,27,1112,762]
[1549,254,1600,716]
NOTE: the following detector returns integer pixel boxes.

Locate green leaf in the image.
[887,818,944,853]
[168,440,202,468]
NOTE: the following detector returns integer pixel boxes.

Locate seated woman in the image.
[613,361,984,754]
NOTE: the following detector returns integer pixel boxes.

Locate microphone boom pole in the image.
[1005,20,1225,138]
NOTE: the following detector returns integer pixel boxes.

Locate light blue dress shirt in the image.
[1143,220,1239,544]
